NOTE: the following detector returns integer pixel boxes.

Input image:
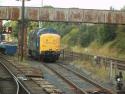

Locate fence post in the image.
[63,49,64,61]
[110,61,113,81]
[104,58,107,70]
[72,51,73,61]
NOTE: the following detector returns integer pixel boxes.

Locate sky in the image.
[0,0,125,10]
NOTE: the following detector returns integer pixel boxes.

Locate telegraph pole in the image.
[39,0,43,28]
[17,0,30,61]
[0,21,2,42]
[20,0,25,61]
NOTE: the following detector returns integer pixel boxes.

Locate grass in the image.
[65,40,125,60]
[71,60,110,82]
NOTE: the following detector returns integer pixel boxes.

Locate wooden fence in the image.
[60,49,125,70]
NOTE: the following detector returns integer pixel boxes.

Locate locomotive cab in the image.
[28,28,61,62]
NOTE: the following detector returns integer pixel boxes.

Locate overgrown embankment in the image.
[61,24,125,59]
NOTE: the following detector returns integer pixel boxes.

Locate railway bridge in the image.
[0,6,125,24]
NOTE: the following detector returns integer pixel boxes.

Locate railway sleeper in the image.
[31,77,64,94]
[0,77,13,81]
[87,91,108,94]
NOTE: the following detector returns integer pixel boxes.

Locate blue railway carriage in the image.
[28,28,61,62]
[0,34,17,55]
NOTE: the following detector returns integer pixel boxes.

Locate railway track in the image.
[0,62,18,94]
[0,54,64,94]
[0,56,31,94]
[43,63,115,94]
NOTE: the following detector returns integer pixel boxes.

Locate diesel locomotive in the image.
[28,28,61,62]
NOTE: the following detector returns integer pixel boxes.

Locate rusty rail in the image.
[0,55,31,94]
[0,61,19,94]
[43,63,88,94]
[58,63,115,94]
[43,63,114,94]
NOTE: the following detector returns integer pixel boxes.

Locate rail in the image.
[43,63,88,94]
[58,63,115,94]
[0,62,20,94]
[0,56,31,94]
[43,63,114,94]
[0,62,18,94]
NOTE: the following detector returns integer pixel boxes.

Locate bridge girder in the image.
[0,6,125,24]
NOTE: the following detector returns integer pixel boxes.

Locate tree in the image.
[96,24,117,45]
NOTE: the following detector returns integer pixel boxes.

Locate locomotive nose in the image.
[49,49,52,51]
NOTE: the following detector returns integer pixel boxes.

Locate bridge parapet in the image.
[0,6,125,24]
